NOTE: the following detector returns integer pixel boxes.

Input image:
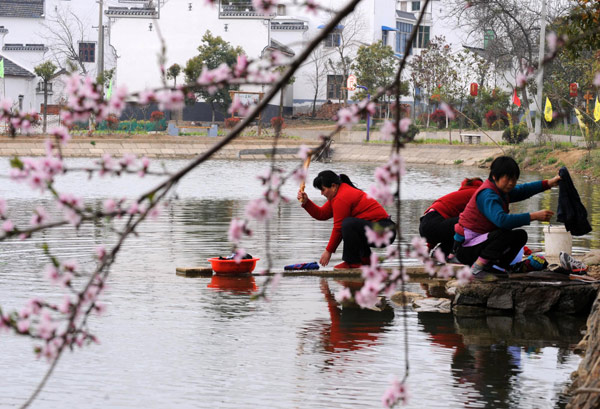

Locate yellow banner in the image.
[595,97,600,122]
[544,97,553,122]
[575,108,588,131]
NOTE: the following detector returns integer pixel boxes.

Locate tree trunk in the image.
[521,87,534,132]
[43,82,48,134]
[278,86,285,118]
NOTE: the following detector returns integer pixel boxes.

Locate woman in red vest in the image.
[419,177,483,258]
[454,156,560,281]
[297,170,395,269]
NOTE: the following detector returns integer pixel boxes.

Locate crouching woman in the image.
[454,156,560,281]
[297,170,396,269]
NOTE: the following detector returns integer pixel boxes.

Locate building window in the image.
[411,1,420,11]
[382,30,389,46]
[79,42,95,63]
[413,25,430,48]
[484,29,495,48]
[327,75,344,100]
[396,22,413,56]
[324,30,342,48]
[36,82,53,93]
[276,4,286,15]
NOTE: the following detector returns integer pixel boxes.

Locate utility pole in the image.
[534,0,547,142]
[97,0,105,96]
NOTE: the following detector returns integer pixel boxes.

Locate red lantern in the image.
[470,82,478,96]
[569,83,578,97]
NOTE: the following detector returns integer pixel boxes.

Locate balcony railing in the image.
[219,0,276,18]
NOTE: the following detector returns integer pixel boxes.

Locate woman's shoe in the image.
[471,263,498,282]
[334,261,362,269]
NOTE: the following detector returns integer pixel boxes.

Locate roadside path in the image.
[0,134,503,165]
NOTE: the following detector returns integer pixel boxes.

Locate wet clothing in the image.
[556,166,591,236]
[419,178,482,255]
[302,183,393,263]
[454,178,551,268]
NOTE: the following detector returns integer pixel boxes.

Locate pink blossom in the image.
[64,209,82,226]
[234,54,248,77]
[399,118,412,134]
[433,248,446,264]
[156,89,185,111]
[245,198,272,221]
[388,153,405,177]
[594,73,600,87]
[368,184,394,206]
[291,167,307,184]
[334,287,352,303]
[365,225,394,247]
[138,89,156,105]
[17,319,30,333]
[61,260,78,273]
[94,302,107,315]
[304,0,319,14]
[0,98,12,112]
[455,265,473,285]
[30,206,49,227]
[228,218,247,242]
[233,248,247,263]
[252,0,277,15]
[96,245,107,260]
[354,280,381,308]
[380,120,396,140]
[228,96,249,116]
[336,107,360,129]
[38,311,56,340]
[2,219,14,232]
[374,165,393,185]
[437,264,454,280]
[120,153,137,169]
[297,145,311,160]
[382,377,409,408]
[516,72,528,87]
[50,126,72,145]
[58,295,72,314]
[103,199,117,214]
[546,32,557,52]
[410,236,428,258]
[148,206,161,220]
[127,202,139,215]
[58,193,83,210]
[440,102,456,119]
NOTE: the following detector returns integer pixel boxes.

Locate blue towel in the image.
[284,262,319,271]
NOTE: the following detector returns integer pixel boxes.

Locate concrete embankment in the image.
[0,135,503,165]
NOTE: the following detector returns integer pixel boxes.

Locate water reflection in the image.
[207,275,258,294]
[418,312,586,408]
[298,279,394,358]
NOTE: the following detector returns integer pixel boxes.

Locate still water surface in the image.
[0,159,596,408]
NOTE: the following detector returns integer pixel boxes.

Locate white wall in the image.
[2,76,36,112]
[110,0,269,93]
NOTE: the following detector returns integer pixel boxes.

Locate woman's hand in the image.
[531,209,554,222]
[320,250,331,266]
[548,174,561,188]
[297,190,308,205]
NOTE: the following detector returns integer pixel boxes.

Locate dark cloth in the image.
[284,262,319,270]
[455,229,527,269]
[419,211,458,256]
[340,217,396,263]
[425,178,482,219]
[557,167,591,236]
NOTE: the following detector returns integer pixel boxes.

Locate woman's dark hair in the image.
[489,156,520,181]
[313,170,358,190]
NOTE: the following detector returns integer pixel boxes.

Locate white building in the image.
[0,0,116,113]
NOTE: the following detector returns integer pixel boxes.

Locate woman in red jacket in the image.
[419,178,483,258]
[297,170,395,269]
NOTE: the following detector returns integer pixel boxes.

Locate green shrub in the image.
[405,124,420,141]
[502,125,529,144]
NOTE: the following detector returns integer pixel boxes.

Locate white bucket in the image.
[543,225,572,260]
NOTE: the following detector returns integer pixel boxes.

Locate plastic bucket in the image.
[543,225,572,259]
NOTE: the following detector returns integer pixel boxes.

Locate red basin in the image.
[207,257,259,275]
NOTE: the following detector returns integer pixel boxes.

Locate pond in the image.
[0,158,596,408]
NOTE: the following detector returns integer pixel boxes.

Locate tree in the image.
[34,61,59,133]
[304,47,329,117]
[408,37,459,127]
[557,0,600,57]
[446,0,570,131]
[42,7,91,74]
[351,41,409,117]
[184,31,245,122]
[167,63,182,87]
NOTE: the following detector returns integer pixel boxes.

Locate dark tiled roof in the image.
[3,43,47,51]
[0,55,36,77]
[396,10,417,21]
[268,39,295,57]
[0,0,44,18]
[105,6,158,18]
